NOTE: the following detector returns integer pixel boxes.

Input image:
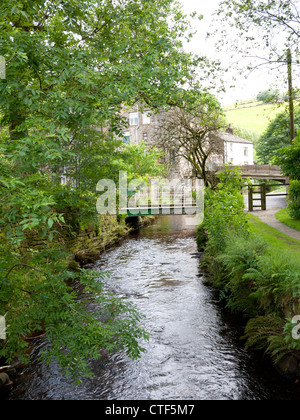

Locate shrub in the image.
[257,251,300,314]
[196,225,208,252]
[256,89,280,103]
[288,180,300,220]
[243,315,300,368]
[202,169,248,255]
[273,133,300,220]
[200,167,300,373]
[217,234,268,316]
[243,315,286,356]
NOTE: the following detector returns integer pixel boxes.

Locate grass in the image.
[248,214,300,258]
[224,100,287,138]
[275,208,300,232]
[271,185,287,193]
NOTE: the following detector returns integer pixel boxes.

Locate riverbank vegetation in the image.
[274,134,300,222]
[198,168,300,379]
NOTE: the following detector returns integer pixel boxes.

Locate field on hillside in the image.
[224,100,288,138]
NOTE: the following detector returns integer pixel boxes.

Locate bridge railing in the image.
[216,164,288,182]
[216,164,282,173]
[121,184,205,217]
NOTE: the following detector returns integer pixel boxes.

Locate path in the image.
[250,208,300,241]
[245,194,300,241]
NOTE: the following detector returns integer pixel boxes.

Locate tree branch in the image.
[5,264,44,279]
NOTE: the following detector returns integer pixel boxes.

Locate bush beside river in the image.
[197,169,300,380]
[0,214,152,385]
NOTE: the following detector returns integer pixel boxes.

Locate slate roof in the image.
[217,132,253,144]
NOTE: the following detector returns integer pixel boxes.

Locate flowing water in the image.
[5,216,300,400]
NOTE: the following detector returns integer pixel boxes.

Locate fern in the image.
[243,315,284,352]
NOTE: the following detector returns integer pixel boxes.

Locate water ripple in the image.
[7,216,300,400]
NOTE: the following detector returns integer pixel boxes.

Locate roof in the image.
[217,132,253,145]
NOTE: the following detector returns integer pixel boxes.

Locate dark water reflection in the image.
[6,216,300,400]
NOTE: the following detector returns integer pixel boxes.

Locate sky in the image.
[179,0,292,105]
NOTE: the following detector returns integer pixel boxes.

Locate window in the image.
[244,147,249,157]
[143,133,148,141]
[142,112,151,125]
[129,112,139,126]
[122,132,130,144]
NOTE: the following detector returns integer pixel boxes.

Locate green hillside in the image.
[224,100,287,138]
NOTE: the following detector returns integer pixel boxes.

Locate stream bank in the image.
[3,216,300,400]
[68,215,156,268]
[0,215,155,392]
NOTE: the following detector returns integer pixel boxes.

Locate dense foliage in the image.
[273,132,300,219]
[256,110,300,164]
[288,180,300,220]
[198,167,248,254]
[0,0,203,381]
[257,90,280,103]
[198,169,300,376]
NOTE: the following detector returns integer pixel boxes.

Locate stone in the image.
[276,355,300,380]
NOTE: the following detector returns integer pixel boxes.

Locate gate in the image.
[248,183,289,212]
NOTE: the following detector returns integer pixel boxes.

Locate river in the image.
[5,216,300,400]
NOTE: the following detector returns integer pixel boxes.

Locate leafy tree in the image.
[215,0,300,141]
[256,89,280,103]
[216,0,300,63]
[0,0,203,381]
[61,127,165,191]
[274,133,300,180]
[273,132,300,219]
[256,109,300,164]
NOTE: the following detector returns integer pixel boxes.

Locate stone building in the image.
[120,104,156,146]
[120,104,254,177]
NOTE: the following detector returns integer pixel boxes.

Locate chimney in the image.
[226,124,234,135]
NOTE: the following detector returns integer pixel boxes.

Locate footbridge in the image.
[120,182,204,218]
[215,164,289,212]
[216,165,289,184]
[123,203,202,217]
[117,166,288,217]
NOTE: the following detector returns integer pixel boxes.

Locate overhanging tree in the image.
[0,0,207,381]
[214,0,300,141]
